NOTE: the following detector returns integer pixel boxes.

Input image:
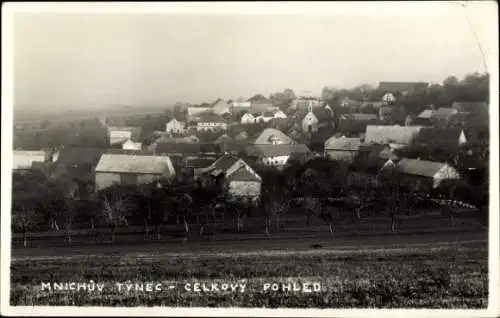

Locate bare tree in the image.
[99,187,132,243]
[12,206,38,248]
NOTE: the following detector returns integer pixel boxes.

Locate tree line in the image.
[11,155,487,248]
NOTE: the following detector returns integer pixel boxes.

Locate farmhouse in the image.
[254,128,295,145]
[121,139,142,150]
[395,158,461,190]
[364,125,424,146]
[324,136,362,163]
[165,118,186,134]
[247,144,311,167]
[94,154,176,191]
[107,126,142,145]
[13,150,48,172]
[200,155,262,198]
[196,113,228,132]
[338,114,382,136]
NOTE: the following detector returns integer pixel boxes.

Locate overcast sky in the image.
[11,2,497,109]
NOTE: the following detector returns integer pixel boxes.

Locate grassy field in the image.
[10,238,487,308]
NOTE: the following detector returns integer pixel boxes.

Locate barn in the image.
[94,154,176,191]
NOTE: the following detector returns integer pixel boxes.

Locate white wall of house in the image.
[109,130,132,145]
[459,130,467,145]
[262,155,290,166]
[302,112,319,133]
[196,122,228,131]
[241,113,255,124]
[122,140,142,150]
[13,152,46,170]
[95,172,121,191]
[433,165,460,188]
[228,181,261,197]
[165,119,185,133]
[382,93,396,104]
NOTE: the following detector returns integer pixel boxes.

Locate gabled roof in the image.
[226,166,261,182]
[254,128,295,145]
[211,99,231,109]
[312,107,333,121]
[185,157,218,169]
[365,125,424,145]
[107,126,142,140]
[417,109,434,119]
[325,136,362,151]
[433,108,458,120]
[210,154,241,171]
[13,150,47,170]
[95,154,176,175]
[249,144,310,157]
[198,112,226,123]
[56,148,106,165]
[396,158,448,178]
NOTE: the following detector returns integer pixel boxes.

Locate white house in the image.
[302,111,319,133]
[165,118,186,134]
[200,155,262,198]
[382,93,396,104]
[13,150,47,172]
[94,154,176,191]
[121,139,142,151]
[241,113,256,124]
[273,110,287,119]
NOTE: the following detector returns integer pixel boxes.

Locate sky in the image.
[10,2,497,110]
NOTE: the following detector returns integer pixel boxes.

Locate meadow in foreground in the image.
[10,243,487,308]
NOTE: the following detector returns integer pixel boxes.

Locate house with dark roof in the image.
[196,113,228,132]
[395,158,460,191]
[415,127,468,148]
[94,154,176,191]
[364,125,424,146]
[338,114,383,136]
[199,155,262,198]
[324,136,362,163]
[379,105,407,125]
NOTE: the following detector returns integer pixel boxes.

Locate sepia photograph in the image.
[1,1,499,316]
